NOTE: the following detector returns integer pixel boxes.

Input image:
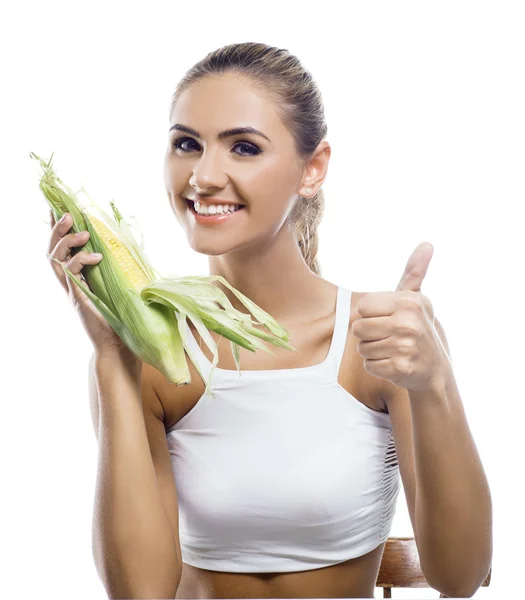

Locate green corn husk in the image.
[32,152,298,398]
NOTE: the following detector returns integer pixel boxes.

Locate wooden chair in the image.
[376,537,492,598]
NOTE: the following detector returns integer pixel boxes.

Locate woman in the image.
[48,42,492,599]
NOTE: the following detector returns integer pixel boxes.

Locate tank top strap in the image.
[325,286,353,377]
[180,285,353,385]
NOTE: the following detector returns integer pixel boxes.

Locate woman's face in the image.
[164,73,309,256]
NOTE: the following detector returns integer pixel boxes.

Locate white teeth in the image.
[193,201,242,215]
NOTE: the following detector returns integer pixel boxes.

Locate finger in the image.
[49,231,92,291]
[52,230,90,262]
[48,230,90,285]
[47,212,75,256]
[63,250,103,304]
[395,242,434,293]
[49,209,56,228]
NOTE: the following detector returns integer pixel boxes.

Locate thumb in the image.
[396,242,434,293]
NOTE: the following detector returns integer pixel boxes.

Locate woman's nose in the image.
[189,148,230,190]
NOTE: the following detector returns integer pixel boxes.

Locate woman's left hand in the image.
[352,242,451,393]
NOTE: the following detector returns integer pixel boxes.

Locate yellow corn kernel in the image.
[89,215,150,292]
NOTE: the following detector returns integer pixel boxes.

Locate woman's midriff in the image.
[175,542,386,599]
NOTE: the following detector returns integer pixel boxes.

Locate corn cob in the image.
[32,152,297,398]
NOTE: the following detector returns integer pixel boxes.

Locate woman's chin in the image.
[187,235,240,257]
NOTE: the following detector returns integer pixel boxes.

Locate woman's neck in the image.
[207,227,328,323]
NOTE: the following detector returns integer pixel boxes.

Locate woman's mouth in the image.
[186,199,246,226]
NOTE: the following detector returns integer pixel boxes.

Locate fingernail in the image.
[60,213,68,224]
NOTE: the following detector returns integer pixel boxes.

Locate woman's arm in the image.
[408,368,492,598]
[90,347,182,599]
[383,318,492,598]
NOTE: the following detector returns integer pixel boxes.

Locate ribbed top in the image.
[166,286,400,572]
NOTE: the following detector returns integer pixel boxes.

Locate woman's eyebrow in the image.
[169,123,271,142]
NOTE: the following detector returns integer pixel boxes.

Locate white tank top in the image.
[166,285,400,573]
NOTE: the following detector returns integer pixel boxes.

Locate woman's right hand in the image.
[47,210,131,355]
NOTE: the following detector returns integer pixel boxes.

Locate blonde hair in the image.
[169,42,328,275]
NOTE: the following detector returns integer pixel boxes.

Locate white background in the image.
[1,1,523,598]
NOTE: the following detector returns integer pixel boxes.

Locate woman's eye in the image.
[233,141,262,156]
[172,137,199,153]
[172,137,261,156]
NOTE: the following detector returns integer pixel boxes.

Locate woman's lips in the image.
[186,198,246,225]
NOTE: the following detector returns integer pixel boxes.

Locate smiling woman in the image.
[162,48,328,279]
[86,40,491,600]
[153,42,402,599]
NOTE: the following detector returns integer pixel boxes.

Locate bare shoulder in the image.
[341,290,388,413]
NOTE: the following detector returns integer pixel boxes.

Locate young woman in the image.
[48,42,492,599]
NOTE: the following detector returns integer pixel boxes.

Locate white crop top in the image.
[166,286,400,573]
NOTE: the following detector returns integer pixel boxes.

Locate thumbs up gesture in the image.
[352,242,451,392]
